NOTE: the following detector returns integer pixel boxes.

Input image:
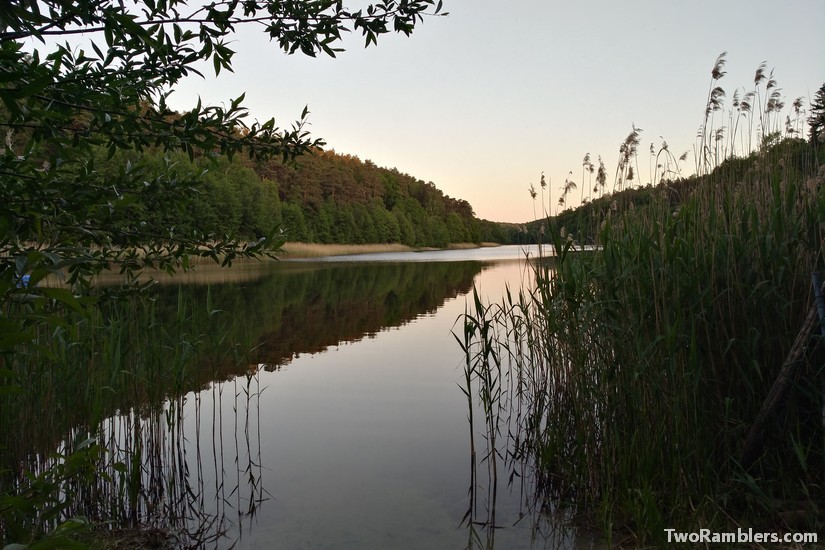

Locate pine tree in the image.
[809,83,825,147]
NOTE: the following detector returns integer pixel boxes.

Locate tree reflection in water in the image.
[1,258,484,547]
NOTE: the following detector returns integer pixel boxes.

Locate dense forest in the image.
[96,144,515,248]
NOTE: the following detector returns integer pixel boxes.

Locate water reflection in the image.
[247,261,485,369]
[458,257,606,550]
[94,374,266,546]
[2,247,601,548]
[1,257,488,547]
[131,260,486,371]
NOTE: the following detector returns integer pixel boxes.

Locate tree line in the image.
[101,144,514,248]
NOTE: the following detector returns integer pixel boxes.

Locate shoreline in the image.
[79,242,501,286]
[277,241,501,259]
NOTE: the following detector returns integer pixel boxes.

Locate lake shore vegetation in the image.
[278,240,500,258]
[4,3,822,545]
[1,0,454,546]
[461,59,825,545]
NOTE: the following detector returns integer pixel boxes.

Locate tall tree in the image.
[809,83,825,148]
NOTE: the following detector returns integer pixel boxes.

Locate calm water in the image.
[179,245,593,549]
[10,245,600,548]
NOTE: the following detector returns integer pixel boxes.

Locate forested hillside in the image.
[258,148,507,246]
[95,146,512,248]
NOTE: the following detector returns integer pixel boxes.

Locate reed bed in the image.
[461,135,824,544]
[277,241,497,258]
[278,242,416,258]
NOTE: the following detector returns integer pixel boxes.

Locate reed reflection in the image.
[1,259,484,546]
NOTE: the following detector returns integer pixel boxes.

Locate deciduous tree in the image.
[0,0,446,342]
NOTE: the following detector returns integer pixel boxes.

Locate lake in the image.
[5,244,600,548]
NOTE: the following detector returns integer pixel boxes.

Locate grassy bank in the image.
[277,241,499,258]
[278,242,417,258]
[461,136,824,545]
[51,242,500,286]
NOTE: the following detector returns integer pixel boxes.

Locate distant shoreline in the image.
[277,241,501,259]
[70,242,502,287]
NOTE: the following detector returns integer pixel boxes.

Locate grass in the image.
[460,60,825,545]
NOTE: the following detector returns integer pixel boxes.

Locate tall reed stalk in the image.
[462,136,824,544]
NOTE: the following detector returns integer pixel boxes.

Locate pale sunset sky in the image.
[165,0,824,223]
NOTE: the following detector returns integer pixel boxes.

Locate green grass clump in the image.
[462,136,824,544]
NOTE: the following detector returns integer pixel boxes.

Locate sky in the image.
[164,0,825,223]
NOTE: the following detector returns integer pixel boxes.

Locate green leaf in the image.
[213,52,222,75]
[39,287,86,314]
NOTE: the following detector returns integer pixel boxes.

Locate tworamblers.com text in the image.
[664,528,817,544]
